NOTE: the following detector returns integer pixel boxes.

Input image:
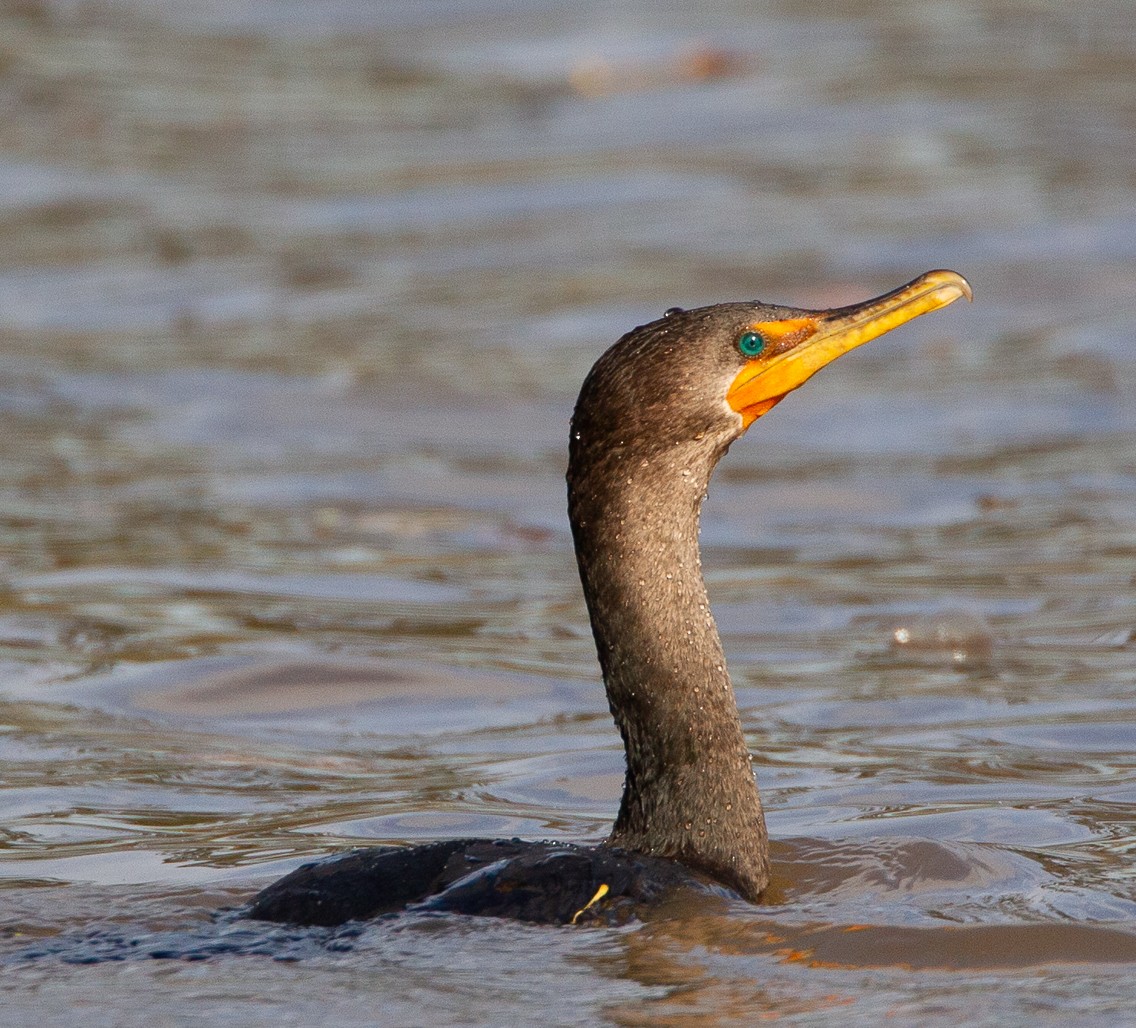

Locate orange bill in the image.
[727,269,972,428]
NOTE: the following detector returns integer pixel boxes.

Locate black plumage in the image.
[247,271,971,926]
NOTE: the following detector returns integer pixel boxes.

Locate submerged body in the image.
[249,270,971,926]
[248,839,718,926]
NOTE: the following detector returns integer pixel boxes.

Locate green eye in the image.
[738,331,765,356]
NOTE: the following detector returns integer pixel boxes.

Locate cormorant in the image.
[247,270,972,927]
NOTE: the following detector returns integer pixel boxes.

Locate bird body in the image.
[248,838,719,927]
[249,271,971,926]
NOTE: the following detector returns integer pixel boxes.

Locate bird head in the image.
[570,269,972,467]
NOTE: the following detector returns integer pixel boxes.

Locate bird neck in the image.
[567,444,769,901]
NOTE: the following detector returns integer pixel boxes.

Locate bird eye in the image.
[738,331,765,357]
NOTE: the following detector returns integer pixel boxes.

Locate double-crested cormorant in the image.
[248,270,972,927]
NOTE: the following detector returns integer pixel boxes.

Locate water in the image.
[1,0,1135,1022]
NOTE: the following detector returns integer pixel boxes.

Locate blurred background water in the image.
[0,0,1134,1023]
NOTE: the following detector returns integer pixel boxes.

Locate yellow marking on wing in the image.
[570,882,610,925]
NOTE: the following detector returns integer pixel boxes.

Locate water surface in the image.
[1,0,1135,1023]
